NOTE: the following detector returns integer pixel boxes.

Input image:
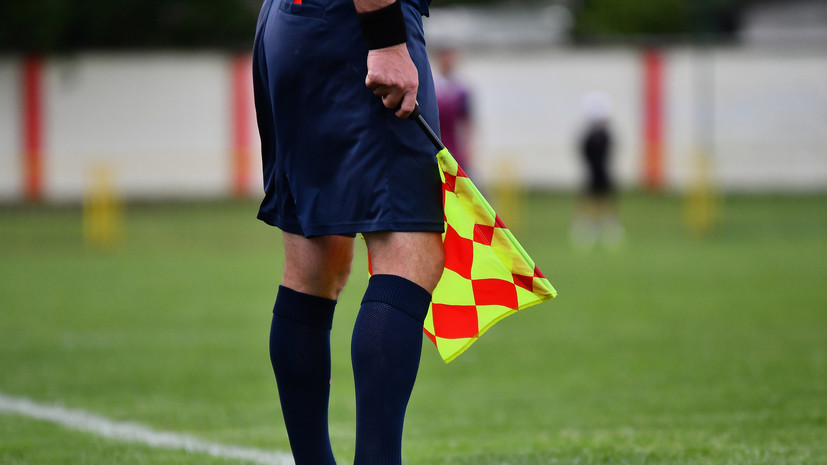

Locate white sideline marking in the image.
[0,392,294,465]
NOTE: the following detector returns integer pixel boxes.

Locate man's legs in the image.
[352,231,444,465]
[281,233,355,300]
[270,233,354,465]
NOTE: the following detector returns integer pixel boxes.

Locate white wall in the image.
[44,53,236,201]
[459,49,642,189]
[711,49,827,190]
[0,58,21,200]
[458,47,827,191]
[0,48,825,203]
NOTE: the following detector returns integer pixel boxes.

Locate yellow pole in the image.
[491,154,523,234]
[83,163,123,250]
[684,153,718,235]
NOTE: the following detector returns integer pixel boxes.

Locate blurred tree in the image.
[570,0,751,42]
[573,0,694,37]
[0,0,259,52]
[0,0,757,52]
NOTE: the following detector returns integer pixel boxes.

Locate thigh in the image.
[364,231,445,294]
[282,232,355,300]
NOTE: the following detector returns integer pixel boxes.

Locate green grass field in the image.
[1,192,825,464]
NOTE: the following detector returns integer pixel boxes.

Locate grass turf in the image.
[0,192,825,464]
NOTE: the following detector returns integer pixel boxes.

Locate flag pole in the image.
[409,104,445,151]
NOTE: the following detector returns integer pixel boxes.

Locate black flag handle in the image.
[409,104,445,151]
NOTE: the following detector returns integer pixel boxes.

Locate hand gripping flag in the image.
[410,106,557,363]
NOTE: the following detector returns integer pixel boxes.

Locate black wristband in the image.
[357,1,408,50]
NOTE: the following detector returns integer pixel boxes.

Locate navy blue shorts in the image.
[252,0,444,237]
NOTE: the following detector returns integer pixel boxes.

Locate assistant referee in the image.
[251,0,445,463]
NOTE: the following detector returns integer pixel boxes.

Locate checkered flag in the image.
[410,106,557,363]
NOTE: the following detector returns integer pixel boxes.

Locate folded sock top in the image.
[273,286,336,330]
[361,274,432,324]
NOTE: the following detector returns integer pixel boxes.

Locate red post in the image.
[22,56,44,202]
[231,54,253,197]
[642,49,664,191]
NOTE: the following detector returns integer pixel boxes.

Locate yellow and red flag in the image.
[425,147,556,362]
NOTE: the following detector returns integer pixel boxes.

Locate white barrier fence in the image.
[463,47,827,191]
[0,47,825,203]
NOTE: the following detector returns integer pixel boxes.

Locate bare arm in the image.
[355,0,418,118]
[353,0,395,13]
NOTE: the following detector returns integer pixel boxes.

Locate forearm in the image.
[354,0,396,14]
[356,0,417,117]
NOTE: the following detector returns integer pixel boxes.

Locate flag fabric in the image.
[425,148,557,363]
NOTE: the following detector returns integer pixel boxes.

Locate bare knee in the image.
[365,231,444,294]
[282,233,354,300]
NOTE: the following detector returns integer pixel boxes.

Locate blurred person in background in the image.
[570,91,624,250]
[434,46,474,174]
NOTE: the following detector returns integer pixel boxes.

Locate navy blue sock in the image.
[351,274,432,465]
[270,286,337,465]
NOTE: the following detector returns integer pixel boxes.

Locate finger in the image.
[365,72,382,90]
[395,91,416,118]
[382,90,403,110]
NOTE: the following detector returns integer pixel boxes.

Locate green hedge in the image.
[0,0,747,52]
